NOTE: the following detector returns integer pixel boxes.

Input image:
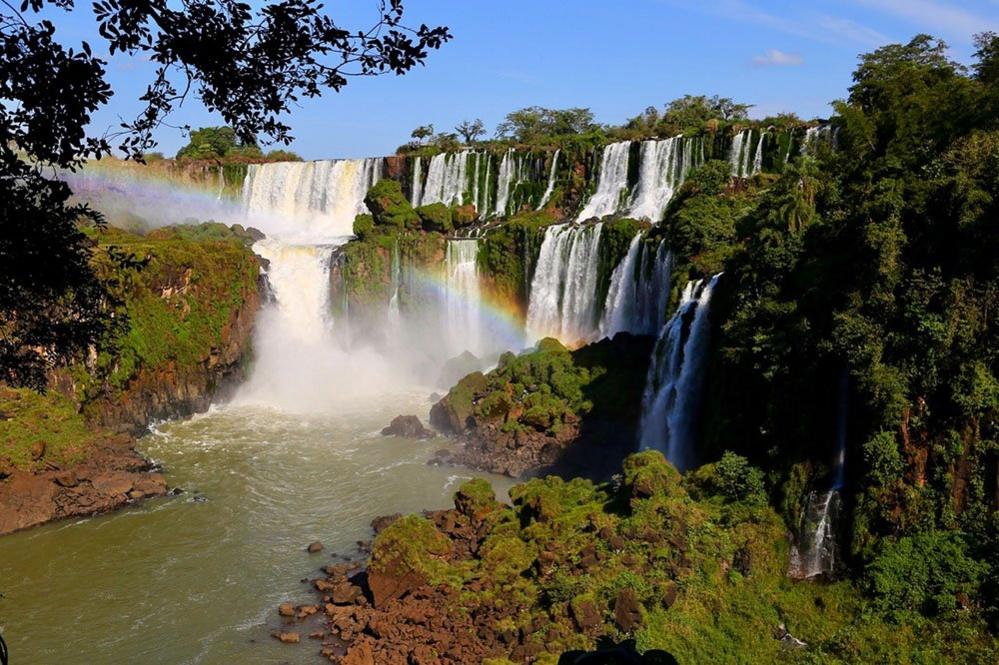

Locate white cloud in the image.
[853,0,998,41]
[658,0,889,46]
[752,49,805,66]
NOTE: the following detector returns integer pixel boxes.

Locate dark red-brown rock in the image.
[380,415,433,439]
[614,587,643,632]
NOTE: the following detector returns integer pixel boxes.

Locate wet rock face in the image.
[0,435,167,536]
[380,415,433,439]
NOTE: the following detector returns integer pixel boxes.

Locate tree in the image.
[1,1,450,386]
[661,95,752,132]
[455,118,485,144]
[175,126,260,160]
[495,106,596,143]
[410,124,434,144]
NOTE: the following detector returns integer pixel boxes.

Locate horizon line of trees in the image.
[402,94,822,152]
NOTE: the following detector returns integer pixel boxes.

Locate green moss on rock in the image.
[416,202,454,233]
[364,179,420,230]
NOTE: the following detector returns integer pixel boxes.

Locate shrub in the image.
[714,452,767,504]
[866,531,989,619]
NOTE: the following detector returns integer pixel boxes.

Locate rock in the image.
[570,597,602,630]
[278,602,295,617]
[30,440,46,461]
[330,580,363,605]
[380,415,433,439]
[307,541,324,553]
[614,587,642,632]
[437,351,482,389]
[662,582,679,609]
[274,631,300,644]
[341,640,376,665]
[52,471,78,488]
[371,513,401,534]
[296,604,319,618]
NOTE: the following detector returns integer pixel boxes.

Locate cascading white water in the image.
[536,149,560,210]
[628,136,705,222]
[577,142,631,221]
[410,157,423,207]
[803,124,838,155]
[494,149,525,217]
[639,274,721,470]
[729,130,747,177]
[387,237,402,333]
[526,223,604,344]
[418,152,470,207]
[242,158,382,240]
[790,371,848,578]
[599,235,673,338]
[752,131,766,174]
[444,239,483,357]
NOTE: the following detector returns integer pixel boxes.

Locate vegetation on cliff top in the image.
[0,223,260,471]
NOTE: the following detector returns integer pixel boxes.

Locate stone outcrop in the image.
[0,434,166,535]
[380,415,433,439]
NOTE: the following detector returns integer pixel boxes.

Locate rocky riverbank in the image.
[0,433,166,535]
[0,223,262,534]
[271,450,999,663]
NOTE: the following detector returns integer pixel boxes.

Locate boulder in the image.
[416,203,453,233]
[437,351,482,389]
[371,513,402,534]
[380,415,433,439]
[614,587,642,632]
[274,631,300,644]
[278,602,295,617]
[307,540,324,553]
[364,180,420,230]
[453,204,478,227]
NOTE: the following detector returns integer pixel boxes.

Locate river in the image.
[0,393,514,664]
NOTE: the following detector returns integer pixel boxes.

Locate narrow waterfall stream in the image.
[790,371,848,578]
[639,274,720,471]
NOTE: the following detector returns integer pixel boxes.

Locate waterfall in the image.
[411,157,423,207]
[577,141,631,221]
[526,223,604,344]
[729,130,747,177]
[387,237,401,332]
[600,235,673,338]
[495,149,525,217]
[790,371,848,579]
[628,136,704,222]
[419,151,470,207]
[444,239,483,357]
[233,240,335,411]
[242,158,382,240]
[639,274,721,470]
[480,153,492,217]
[752,131,766,175]
[803,124,838,155]
[536,149,560,210]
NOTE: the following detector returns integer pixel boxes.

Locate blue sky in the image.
[52,0,999,160]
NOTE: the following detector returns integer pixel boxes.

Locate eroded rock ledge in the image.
[0,435,167,535]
